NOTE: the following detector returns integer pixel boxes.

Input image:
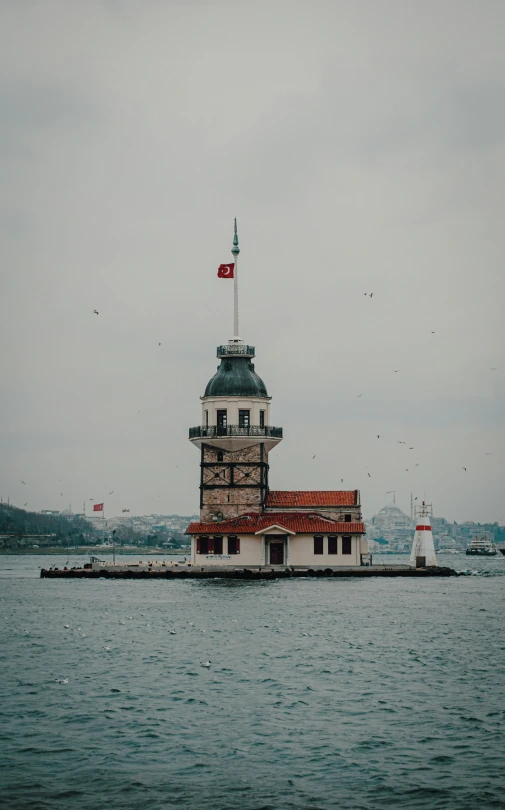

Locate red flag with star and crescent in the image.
[93,503,104,512]
[217,263,234,278]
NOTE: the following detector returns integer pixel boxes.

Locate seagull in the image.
[415,463,419,467]
[405,469,409,472]
[21,480,26,485]
[201,661,211,668]
[60,493,63,496]
[414,497,418,501]
[312,455,316,459]
[363,292,368,296]
[367,473,371,477]
[93,310,99,315]
[431,331,435,334]
[158,342,162,346]
[23,502,27,506]
[394,370,399,373]
[169,630,177,635]
[377,435,380,439]
[409,447,414,450]
[490,367,497,371]
[340,478,344,484]
[369,293,374,298]
[356,394,363,398]
[64,624,70,629]
[397,441,406,444]
[462,467,467,471]
[485,453,492,456]
[109,491,114,495]
[56,678,69,684]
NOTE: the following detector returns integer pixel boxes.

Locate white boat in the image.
[465,533,497,556]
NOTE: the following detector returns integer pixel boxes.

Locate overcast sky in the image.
[2,0,504,523]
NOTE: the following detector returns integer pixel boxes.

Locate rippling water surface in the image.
[1,553,505,809]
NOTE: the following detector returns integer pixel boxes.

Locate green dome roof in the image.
[204,356,268,398]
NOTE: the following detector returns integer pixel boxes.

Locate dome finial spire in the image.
[231,217,240,255]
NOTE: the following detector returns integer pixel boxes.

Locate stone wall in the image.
[200,443,269,522]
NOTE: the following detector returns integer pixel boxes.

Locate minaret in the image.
[189,221,283,522]
[409,500,437,567]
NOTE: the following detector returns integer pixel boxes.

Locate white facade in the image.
[201,396,271,428]
[190,531,367,568]
[409,514,437,567]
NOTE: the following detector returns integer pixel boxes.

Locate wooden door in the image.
[269,543,284,565]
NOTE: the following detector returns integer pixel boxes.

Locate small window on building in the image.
[344,513,352,523]
[217,410,227,429]
[239,409,250,428]
[259,410,265,428]
[314,535,324,555]
[328,536,338,554]
[342,536,352,554]
[205,410,209,427]
[228,536,240,554]
[197,536,209,554]
[217,451,223,462]
[213,536,223,555]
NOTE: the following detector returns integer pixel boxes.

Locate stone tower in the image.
[188,222,283,522]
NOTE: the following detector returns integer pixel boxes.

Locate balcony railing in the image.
[189,425,283,440]
[216,344,255,357]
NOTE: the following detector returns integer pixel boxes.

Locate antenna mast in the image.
[231,218,240,339]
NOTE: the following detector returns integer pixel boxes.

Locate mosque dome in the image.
[204,355,268,398]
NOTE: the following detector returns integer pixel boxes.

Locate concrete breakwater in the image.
[40,565,458,580]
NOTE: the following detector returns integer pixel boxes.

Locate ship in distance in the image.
[465,533,497,556]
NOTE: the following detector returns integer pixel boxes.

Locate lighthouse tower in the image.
[409,501,437,567]
[188,221,283,522]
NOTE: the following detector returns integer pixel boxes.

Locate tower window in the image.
[259,410,265,428]
[217,410,227,433]
[314,535,324,555]
[217,451,223,462]
[328,536,338,554]
[239,409,250,428]
[344,513,352,522]
[342,536,352,554]
[205,410,208,427]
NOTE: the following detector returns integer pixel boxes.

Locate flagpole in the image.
[231,218,240,339]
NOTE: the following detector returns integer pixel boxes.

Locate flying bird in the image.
[158,342,161,346]
[109,491,114,495]
[485,453,492,456]
[21,481,26,485]
[340,478,344,484]
[431,331,435,334]
[409,447,414,450]
[405,469,409,472]
[415,463,419,467]
[312,455,316,459]
[356,394,363,398]
[377,435,380,439]
[24,502,27,506]
[394,370,399,373]
[397,441,406,444]
[93,310,99,315]
[462,467,467,471]
[369,293,374,298]
[60,493,63,496]
[367,473,371,477]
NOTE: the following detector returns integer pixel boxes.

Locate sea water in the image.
[1,553,504,810]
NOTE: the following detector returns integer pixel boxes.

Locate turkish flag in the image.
[93,503,104,512]
[217,263,234,278]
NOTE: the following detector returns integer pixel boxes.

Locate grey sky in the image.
[1,0,504,522]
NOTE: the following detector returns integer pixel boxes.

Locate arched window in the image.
[217,451,223,462]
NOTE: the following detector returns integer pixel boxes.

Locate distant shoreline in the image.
[0,547,187,556]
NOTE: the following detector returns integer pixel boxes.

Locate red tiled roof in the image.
[265,490,358,508]
[186,512,365,536]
